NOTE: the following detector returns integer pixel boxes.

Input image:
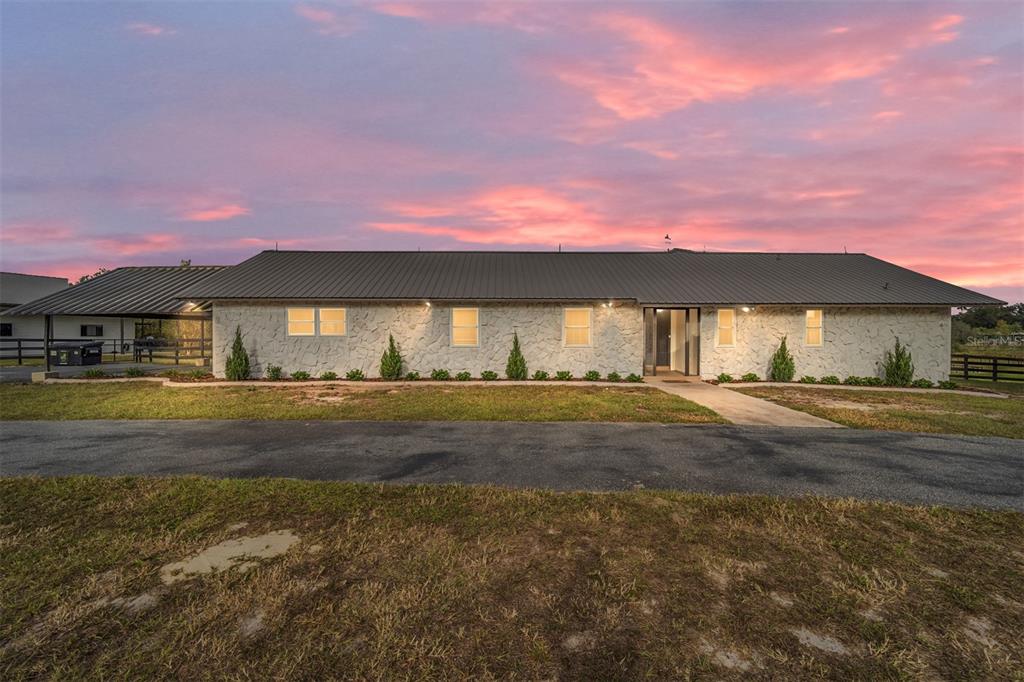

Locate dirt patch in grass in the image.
[0,383,725,424]
[1,477,1021,679]
[735,386,1024,438]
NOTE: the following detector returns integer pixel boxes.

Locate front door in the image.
[644,307,700,376]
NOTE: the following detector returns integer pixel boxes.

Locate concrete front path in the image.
[1,420,1019,509]
[646,377,841,427]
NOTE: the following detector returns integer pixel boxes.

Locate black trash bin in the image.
[49,341,104,366]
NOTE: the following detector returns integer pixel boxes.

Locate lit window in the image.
[319,308,346,336]
[717,309,735,346]
[287,307,315,336]
[563,307,592,347]
[451,308,479,347]
[806,309,823,346]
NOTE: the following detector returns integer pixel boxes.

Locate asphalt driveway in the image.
[1,420,1020,509]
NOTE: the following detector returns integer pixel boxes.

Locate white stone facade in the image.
[212,302,644,378]
[698,306,951,382]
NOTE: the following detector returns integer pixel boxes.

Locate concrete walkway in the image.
[647,377,841,427]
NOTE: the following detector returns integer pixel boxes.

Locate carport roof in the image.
[5,266,225,317]
[175,250,1004,306]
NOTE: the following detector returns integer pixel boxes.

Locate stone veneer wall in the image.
[698,306,951,382]
[212,302,643,378]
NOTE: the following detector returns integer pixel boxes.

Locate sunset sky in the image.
[1,1,1021,302]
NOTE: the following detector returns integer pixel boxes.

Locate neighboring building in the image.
[178,250,1004,381]
[3,266,224,362]
[0,272,70,338]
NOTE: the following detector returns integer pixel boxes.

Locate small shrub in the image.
[843,375,864,385]
[224,326,251,381]
[625,373,643,383]
[430,368,450,381]
[505,332,528,380]
[265,365,283,381]
[481,370,499,381]
[882,337,914,387]
[345,368,364,381]
[938,380,956,390]
[768,336,795,382]
[82,369,107,379]
[189,369,209,380]
[862,376,884,386]
[125,367,145,378]
[606,371,622,382]
[820,375,840,385]
[584,370,601,381]
[379,334,404,380]
[555,370,573,381]
[798,375,816,384]
[405,371,420,380]
[741,372,760,382]
[717,373,733,383]
[532,370,549,381]
[911,378,934,388]
[455,371,472,381]
[291,370,311,381]
[320,371,338,381]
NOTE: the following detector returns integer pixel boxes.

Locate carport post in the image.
[119,318,124,362]
[44,314,52,372]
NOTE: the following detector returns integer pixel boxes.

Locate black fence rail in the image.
[1,338,210,366]
[951,354,1024,382]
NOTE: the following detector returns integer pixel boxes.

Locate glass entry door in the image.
[644,307,699,376]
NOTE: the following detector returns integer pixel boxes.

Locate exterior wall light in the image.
[425,301,431,307]
[741,306,752,312]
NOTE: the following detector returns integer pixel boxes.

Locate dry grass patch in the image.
[734,386,1024,438]
[0,382,724,424]
[1,477,1022,679]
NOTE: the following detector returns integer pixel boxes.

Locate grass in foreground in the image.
[0,382,724,423]
[734,386,1024,439]
[1,477,1021,679]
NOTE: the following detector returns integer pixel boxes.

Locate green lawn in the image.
[734,386,1024,438]
[1,477,1020,679]
[0,382,724,424]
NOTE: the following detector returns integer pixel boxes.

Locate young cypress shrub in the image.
[379,334,404,380]
[224,326,250,381]
[768,336,796,382]
[882,338,914,386]
[505,332,528,380]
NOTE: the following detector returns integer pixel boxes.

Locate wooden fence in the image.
[950,354,1024,383]
[0,338,210,366]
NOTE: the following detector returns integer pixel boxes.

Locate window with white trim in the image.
[805,309,823,346]
[716,309,735,346]
[563,307,592,347]
[319,308,346,336]
[287,307,315,336]
[451,308,479,347]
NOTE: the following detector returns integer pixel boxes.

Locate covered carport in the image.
[2,266,223,372]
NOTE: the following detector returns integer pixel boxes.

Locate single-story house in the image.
[1,272,71,338]
[177,250,1005,382]
[3,266,224,366]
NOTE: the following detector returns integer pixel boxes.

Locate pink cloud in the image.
[0,220,75,244]
[92,233,184,256]
[545,12,971,119]
[126,22,176,37]
[295,3,361,36]
[177,203,251,222]
[872,110,904,121]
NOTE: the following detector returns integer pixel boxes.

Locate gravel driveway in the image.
[1,420,1020,509]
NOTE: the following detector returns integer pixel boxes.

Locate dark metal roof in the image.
[176,250,1005,306]
[5,266,225,317]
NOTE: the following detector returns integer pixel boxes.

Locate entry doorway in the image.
[643,308,699,376]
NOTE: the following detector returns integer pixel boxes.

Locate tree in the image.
[768,336,795,382]
[224,326,251,380]
[505,332,528,380]
[76,268,110,284]
[379,334,404,380]
[882,337,914,386]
